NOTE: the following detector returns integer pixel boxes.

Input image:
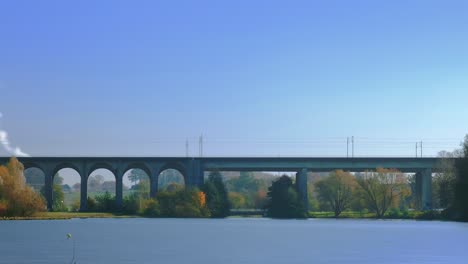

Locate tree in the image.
[88,174,104,192]
[159,169,184,189]
[454,135,468,221]
[100,181,115,192]
[52,184,66,211]
[24,168,45,192]
[0,157,46,216]
[128,169,147,187]
[54,173,64,185]
[72,182,81,191]
[433,151,457,209]
[356,168,410,218]
[40,173,67,211]
[225,172,267,209]
[154,188,209,218]
[228,192,246,209]
[266,175,306,218]
[315,170,356,217]
[227,172,259,193]
[202,171,230,218]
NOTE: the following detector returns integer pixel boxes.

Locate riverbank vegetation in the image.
[265,175,307,218]
[0,157,45,217]
[80,171,230,218]
[2,134,468,221]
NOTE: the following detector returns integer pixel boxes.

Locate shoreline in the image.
[1,210,448,221]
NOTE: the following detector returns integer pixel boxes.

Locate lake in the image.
[0,218,467,263]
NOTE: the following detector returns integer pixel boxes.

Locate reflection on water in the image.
[0,218,467,264]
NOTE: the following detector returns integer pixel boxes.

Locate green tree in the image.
[315,170,356,217]
[54,173,64,185]
[39,173,67,211]
[454,135,468,221]
[357,168,410,218]
[93,191,115,212]
[433,151,457,209]
[52,184,66,211]
[202,171,230,218]
[128,169,147,186]
[228,192,246,209]
[266,175,306,218]
[227,172,259,193]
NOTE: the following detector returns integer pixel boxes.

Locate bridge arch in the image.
[22,162,45,173]
[123,162,151,178]
[24,166,45,193]
[123,168,151,204]
[52,162,82,178]
[53,167,81,211]
[157,162,186,191]
[87,162,115,177]
[87,167,117,212]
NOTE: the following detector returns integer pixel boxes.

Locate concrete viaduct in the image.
[0,157,443,211]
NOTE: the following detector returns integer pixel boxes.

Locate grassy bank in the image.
[1,212,136,220]
[2,210,445,220]
[309,210,445,220]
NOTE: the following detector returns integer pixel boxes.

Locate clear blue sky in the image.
[1,0,467,157]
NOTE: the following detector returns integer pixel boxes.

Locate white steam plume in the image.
[0,112,30,157]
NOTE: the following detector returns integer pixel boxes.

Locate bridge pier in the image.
[80,172,88,212]
[150,164,163,198]
[115,169,123,211]
[415,169,432,210]
[44,168,54,211]
[186,159,204,189]
[295,168,309,212]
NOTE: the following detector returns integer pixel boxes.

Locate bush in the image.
[86,197,97,211]
[94,191,116,212]
[0,200,8,216]
[415,210,441,220]
[141,199,160,217]
[141,188,209,218]
[385,208,411,219]
[70,199,80,212]
[122,193,141,215]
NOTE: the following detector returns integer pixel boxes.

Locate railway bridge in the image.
[0,157,443,211]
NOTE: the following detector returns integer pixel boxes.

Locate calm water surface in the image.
[0,218,467,264]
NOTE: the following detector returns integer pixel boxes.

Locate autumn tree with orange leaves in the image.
[0,157,46,216]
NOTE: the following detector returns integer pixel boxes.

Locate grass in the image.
[1,212,137,220]
[309,211,376,219]
[308,210,445,220]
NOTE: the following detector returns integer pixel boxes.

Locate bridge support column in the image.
[115,168,123,211]
[79,164,88,212]
[44,168,54,211]
[421,169,432,210]
[415,169,432,210]
[186,159,204,189]
[150,165,162,198]
[296,168,309,212]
